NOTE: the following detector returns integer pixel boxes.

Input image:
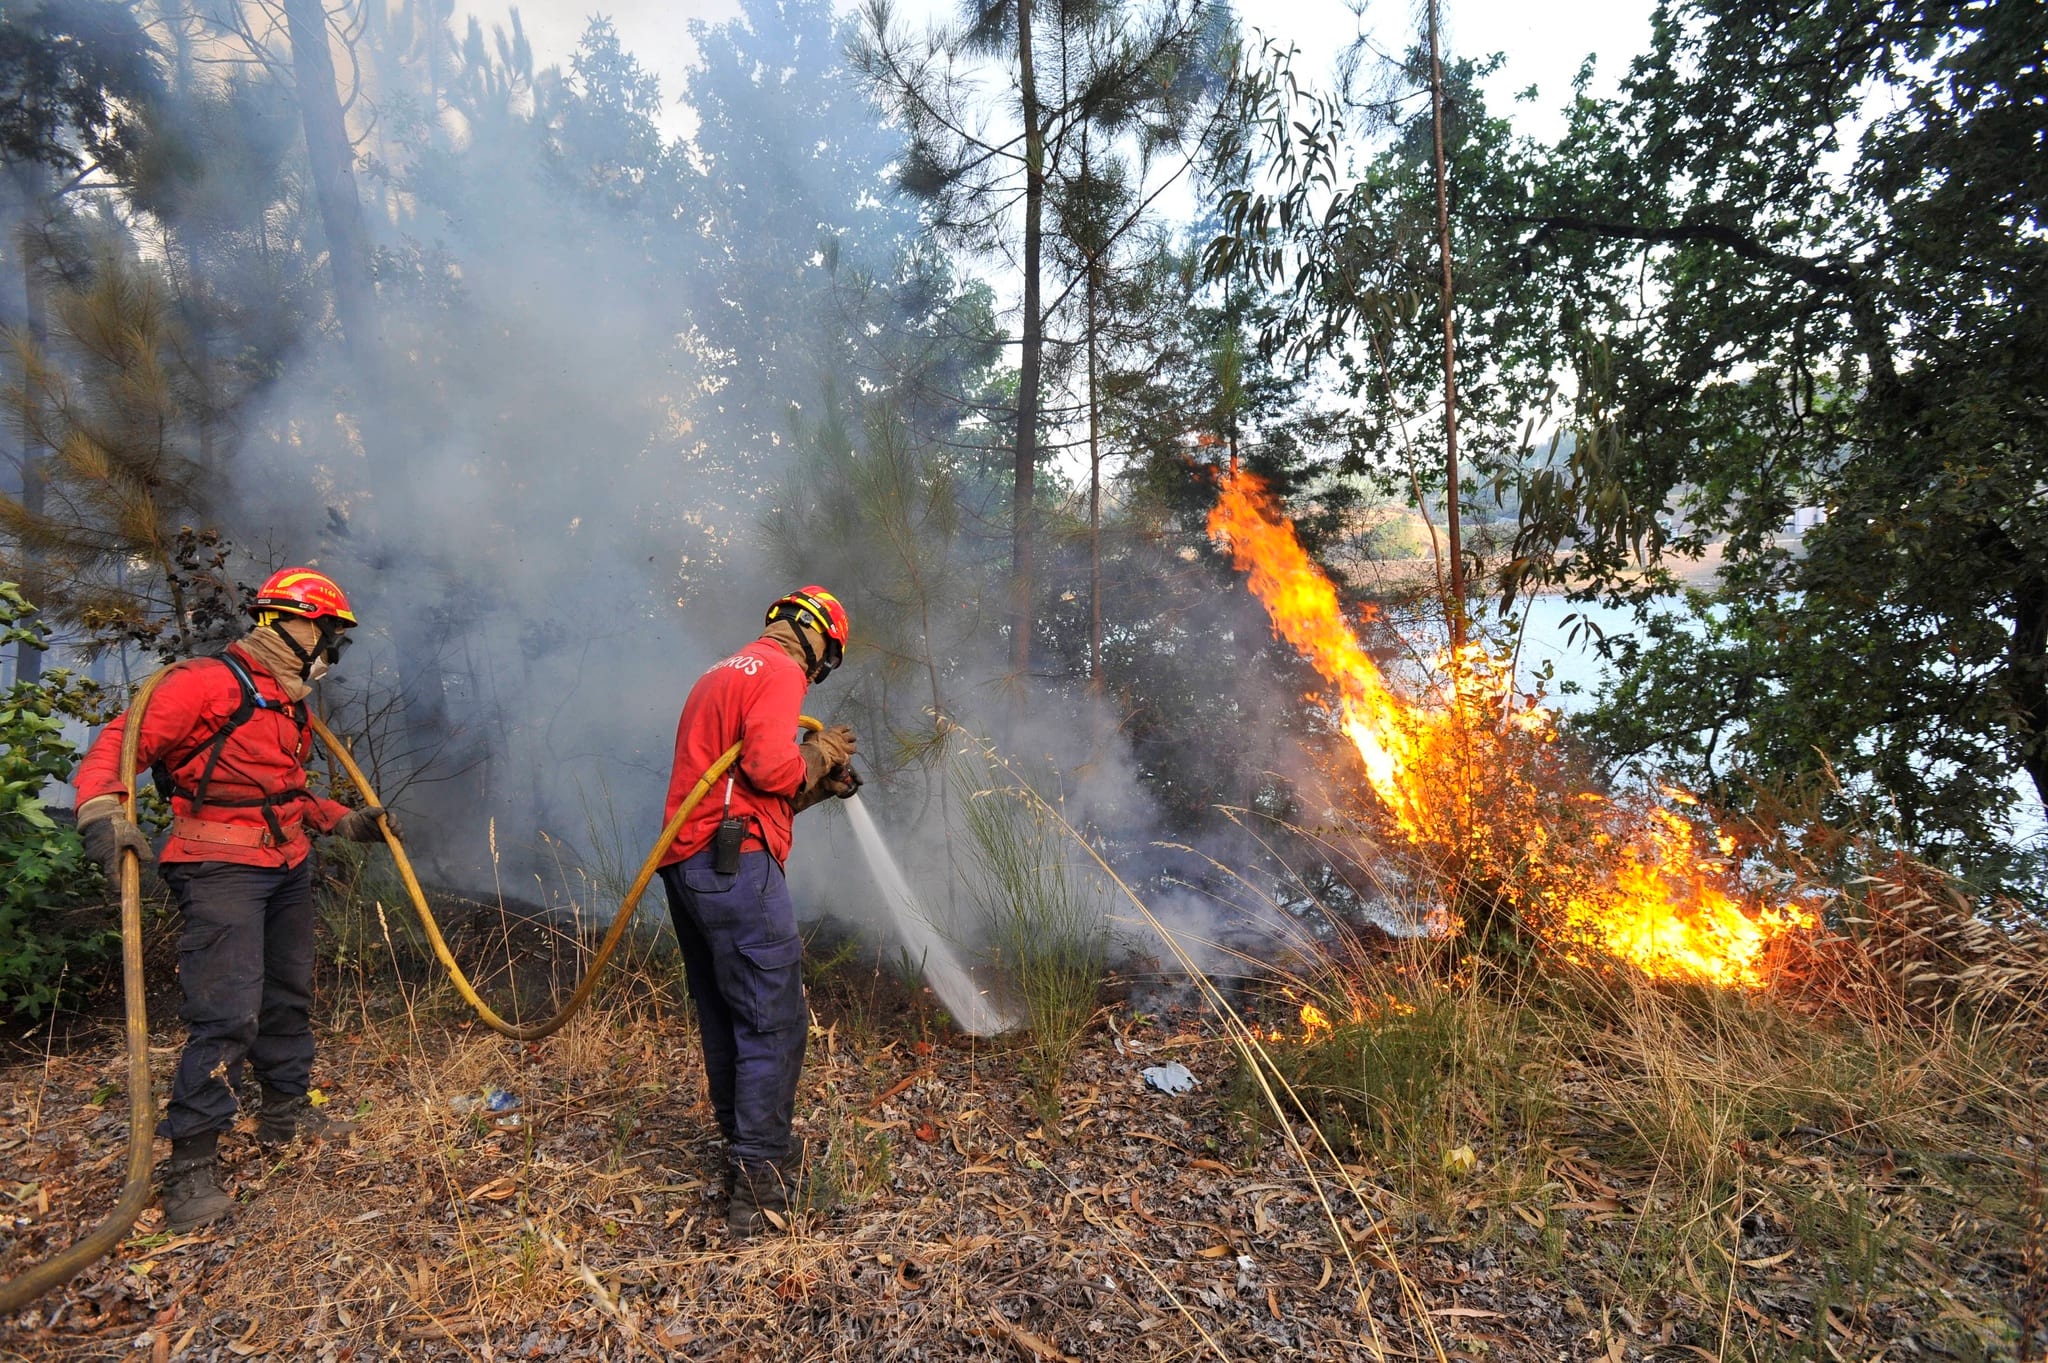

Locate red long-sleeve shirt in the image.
[659,636,811,866]
[73,644,354,868]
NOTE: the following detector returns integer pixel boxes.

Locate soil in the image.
[0,916,2037,1362]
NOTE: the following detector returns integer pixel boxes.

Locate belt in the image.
[171,814,305,849]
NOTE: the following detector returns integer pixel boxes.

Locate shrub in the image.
[955,751,1110,1098]
[0,583,116,1017]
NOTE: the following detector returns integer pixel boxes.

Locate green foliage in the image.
[1492,0,2048,883]
[1243,986,1489,1173]
[0,227,227,652]
[0,0,161,174]
[0,583,114,1018]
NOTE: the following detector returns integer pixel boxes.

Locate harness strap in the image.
[158,653,311,840]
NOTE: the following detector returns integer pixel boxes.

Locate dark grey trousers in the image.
[157,859,317,1141]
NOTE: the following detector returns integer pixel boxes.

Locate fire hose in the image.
[307,711,823,1041]
[0,670,820,1313]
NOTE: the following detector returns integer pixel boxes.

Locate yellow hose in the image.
[0,664,820,1309]
[0,668,166,1315]
[307,712,822,1041]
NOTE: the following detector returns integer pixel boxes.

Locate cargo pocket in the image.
[725,933,804,1034]
[683,863,740,895]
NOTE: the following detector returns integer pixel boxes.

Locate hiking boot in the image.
[727,1159,790,1240]
[257,1085,356,1148]
[159,1135,233,1233]
[726,1139,834,1240]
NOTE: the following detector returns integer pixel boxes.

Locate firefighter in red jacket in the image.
[72,568,398,1231]
[658,586,859,1238]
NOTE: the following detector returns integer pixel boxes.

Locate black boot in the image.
[727,1138,834,1240]
[257,1084,356,1148]
[159,1133,233,1233]
[727,1158,791,1240]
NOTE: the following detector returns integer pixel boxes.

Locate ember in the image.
[1208,469,1814,988]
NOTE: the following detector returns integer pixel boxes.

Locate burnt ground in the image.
[0,905,2041,1363]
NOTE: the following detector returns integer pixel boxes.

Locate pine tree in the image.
[0,226,218,652]
[855,0,1228,686]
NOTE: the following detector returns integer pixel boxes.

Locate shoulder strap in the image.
[153,654,313,840]
[179,655,260,816]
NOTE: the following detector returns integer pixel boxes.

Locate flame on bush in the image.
[1208,468,1813,988]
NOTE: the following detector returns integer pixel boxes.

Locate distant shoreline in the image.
[1336,533,1800,600]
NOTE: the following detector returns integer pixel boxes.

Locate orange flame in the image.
[1207,468,1813,988]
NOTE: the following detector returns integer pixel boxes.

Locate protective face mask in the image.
[306,656,332,684]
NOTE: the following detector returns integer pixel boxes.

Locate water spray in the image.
[842,789,1017,1036]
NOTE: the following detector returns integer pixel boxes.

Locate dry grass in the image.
[3,830,2045,1361]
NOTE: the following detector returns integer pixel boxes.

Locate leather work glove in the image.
[799,724,858,789]
[77,797,154,883]
[810,724,857,768]
[335,807,403,843]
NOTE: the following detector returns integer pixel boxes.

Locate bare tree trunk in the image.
[284,0,379,358]
[168,8,217,479]
[1087,257,1102,691]
[1012,0,1044,683]
[14,185,49,684]
[284,0,468,868]
[424,0,440,143]
[1428,0,1465,652]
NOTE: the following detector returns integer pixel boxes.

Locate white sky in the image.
[454,0,1655,146]
[441,0,1656,481]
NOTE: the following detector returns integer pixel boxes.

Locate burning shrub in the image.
[1207,467,1817,987]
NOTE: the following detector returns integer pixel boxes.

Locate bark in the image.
[1012,0,1044,681]
[2011,568,2048,816]
[1087,257,1101,691]
[283,0,464,864]
[1428,0,1464,653]
[283,0,378,356]
[13,179,49,684]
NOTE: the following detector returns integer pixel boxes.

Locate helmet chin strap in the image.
[272,618,319,675]
[791,624,831,684]
[268,618,321,682]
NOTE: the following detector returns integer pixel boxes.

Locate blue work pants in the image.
[658,849,807,1166]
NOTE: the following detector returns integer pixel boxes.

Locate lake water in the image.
[1504,593,2047,851]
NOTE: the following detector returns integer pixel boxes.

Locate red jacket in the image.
[659,636,811,866]
[73,644,354,868]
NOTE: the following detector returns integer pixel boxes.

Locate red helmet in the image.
[765,585,849,674]
[250,567,357,626]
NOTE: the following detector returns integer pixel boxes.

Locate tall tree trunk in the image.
[168,2,216,480]
[2010,567,2048,817]
[284,0,379,359]
[1012,0,1044,681]
[284,0,465,869]
[425,0,442,147]
[1087,256,1102,691]
[1427,0,1465,653]
[13,182,49,684]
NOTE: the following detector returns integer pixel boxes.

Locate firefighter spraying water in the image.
[652,585,862,1239]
